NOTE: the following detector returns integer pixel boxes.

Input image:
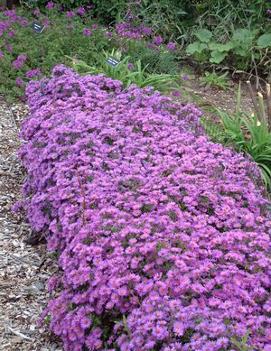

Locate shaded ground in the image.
[182,75,254,115]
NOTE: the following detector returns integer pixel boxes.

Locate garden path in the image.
[0,98,62,351]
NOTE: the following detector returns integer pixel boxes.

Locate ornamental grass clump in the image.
[18,65,271,351]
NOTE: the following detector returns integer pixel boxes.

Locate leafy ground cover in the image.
[1,0,271,102]
[16,65,271,351]
[0,5,179,101]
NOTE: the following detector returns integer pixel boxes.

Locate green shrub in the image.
[123,40,179,75]
[90,0,127,24]
[200,71,229,90]
[0,7,111,100]
[216,108,271,190]
[22,0,94,9]
[203,83,271,190]
[69,49,179,92]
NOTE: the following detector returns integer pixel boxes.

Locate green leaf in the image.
[195,29,212,43]
[209,42,234,52]
[232,29,256,43]
[257,33,271,48]
[186,42,208,55]
[209,51,227,64]
[231,29,257,56]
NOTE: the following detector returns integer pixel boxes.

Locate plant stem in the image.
[246,80,261,121]
[266,83,271,131]
[257,92,266,124]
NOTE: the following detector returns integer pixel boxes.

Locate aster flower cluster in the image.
[115,22,153,40]
[0,9,28,39]
[0,10,29,63]
[25,68,41,79]
[12,53,27,70]
[18,65,271,351]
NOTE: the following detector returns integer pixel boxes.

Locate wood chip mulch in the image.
[0,98,62,351]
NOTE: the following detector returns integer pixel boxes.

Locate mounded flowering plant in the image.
[18,65,271,351]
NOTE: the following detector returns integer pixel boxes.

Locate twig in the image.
[257,92,266,124]
[7,326,33,341]
[266,83,271,131]
[251,54,260,91]
[246,81,262,121]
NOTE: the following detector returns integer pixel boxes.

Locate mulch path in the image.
[0,98,62,351]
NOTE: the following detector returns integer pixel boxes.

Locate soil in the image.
[182,75,254,115]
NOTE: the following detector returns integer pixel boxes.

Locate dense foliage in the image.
[116,0,271,75]
[17,65,271,351]
[0,7,110,99]
[0,6,178,100]
[1,0,270,100]
[203,83,271,191]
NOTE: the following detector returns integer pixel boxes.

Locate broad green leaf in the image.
[232,28,257,43]
[209,42,234,52]
[231,29,257,56]
[186,42,208,55]
[257,33,271,48]
[209,51,227,64]
[195,29,212,43]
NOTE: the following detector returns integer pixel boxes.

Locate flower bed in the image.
[18,65,271,351]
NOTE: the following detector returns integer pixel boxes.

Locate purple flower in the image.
[46,1,55,9]
[6,44,13,53]
[115,22,142,40]
[181,74,189,81]
[18,18,29,27]
[166,41,176,51]
[141,26,152,36]
[153,35,163,46]
[12,54,27,70]
[15,77,24,87]
[42,18,50,27]
[105,31,113,38]
[83,28,92,37]
[173,321,184,336]
[33,8,41,17]
[127,63,134,70]
[3,9,16,18]
[66,11,75,19]
[172,90,181,97]
[91,24,98,30]
[0,50,4,59]
[8,30,15,38]
[25,68,41,79]
[76,7,86,16]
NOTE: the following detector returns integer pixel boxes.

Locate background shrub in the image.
[0,7,112,99]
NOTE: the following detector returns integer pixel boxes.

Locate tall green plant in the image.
[68,49,179,92]
[208,83,271,190]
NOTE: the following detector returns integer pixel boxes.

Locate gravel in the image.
[0,97,62,351]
